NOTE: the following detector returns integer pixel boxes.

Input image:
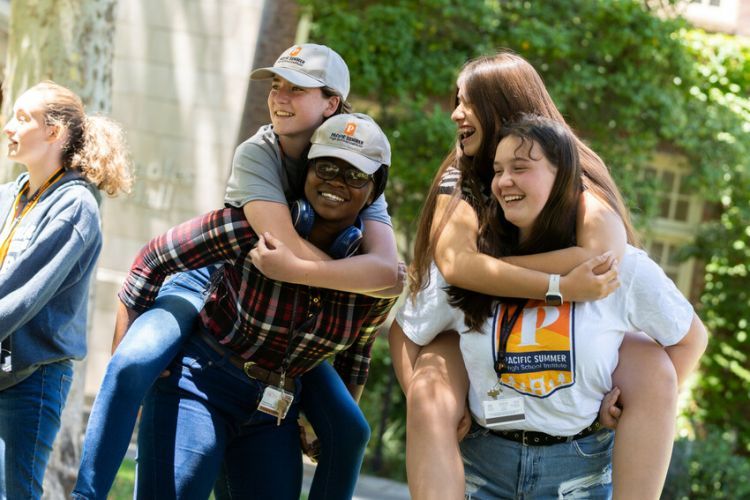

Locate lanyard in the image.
[0,168,66,266]
[277,287,321,382]
[491,300,527,377]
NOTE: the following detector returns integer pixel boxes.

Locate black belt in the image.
[490,420,602,446]
[198,330,295,392]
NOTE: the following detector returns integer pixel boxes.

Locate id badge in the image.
[257,386,294,420]
[483,396,525,427]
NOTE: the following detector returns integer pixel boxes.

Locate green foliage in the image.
[302,0,750,481]
[664,427,750,499]
[358,334,407,480]
[679,32,750,454]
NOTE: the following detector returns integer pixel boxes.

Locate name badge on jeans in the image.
[258,386,294,425]
[483,396,525,427]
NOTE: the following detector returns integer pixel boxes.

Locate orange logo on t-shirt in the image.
[493,300,575,398]
[344,123,357,136]
[289,46,302,56]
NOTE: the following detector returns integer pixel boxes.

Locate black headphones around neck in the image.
[291,199,364,259]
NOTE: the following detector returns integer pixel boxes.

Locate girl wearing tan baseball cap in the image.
[75,44,399,500]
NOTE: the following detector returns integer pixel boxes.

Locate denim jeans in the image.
[460,422,614,499]
[73,266,369,499]
[0,360,73,500]
[73,267,213,500]
[135,334,303,499]
[298,361,370,500]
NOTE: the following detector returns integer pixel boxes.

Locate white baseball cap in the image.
[308,113,391,175]
[250,44,350,100]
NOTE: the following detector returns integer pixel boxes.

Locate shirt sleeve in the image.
[224,138,288,208]
[0,196,101,340]
[395,262,464,346]
[438,167,482,209]
[624,251,694,347]
[333,296,397,386]
[119,208,257,312]
[360,194,392,226]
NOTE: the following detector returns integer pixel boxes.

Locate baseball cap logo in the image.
[344,123,357,136]
[289,46,302,56]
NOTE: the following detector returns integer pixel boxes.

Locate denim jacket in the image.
[0,170,102,389]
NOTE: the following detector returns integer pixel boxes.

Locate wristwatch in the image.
[545,274,563,306]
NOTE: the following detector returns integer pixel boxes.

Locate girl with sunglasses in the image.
[74,45,400,500]
[125,113,396,499]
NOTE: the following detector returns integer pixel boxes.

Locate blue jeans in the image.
[299,361,370,500]
[460,422,614,499]
[135,334,303,499]
[0,360,73,500]
[73,268,213,499]
[73,266,369,499]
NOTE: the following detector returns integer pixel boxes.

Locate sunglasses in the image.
[313,160,373,189]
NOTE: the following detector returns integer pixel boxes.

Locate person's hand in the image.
[561,252,619,302]
[457,405,472,442]
[250,232,304,282]
[598,386,622,429]
[298,418,321,462]
[368,261,407,298]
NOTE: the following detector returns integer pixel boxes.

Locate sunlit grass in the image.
[108,459,307,499]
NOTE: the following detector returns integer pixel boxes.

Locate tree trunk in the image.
[1,1,118,497]
[235,0,301,147]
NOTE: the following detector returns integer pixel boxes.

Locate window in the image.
[638,154,703,297]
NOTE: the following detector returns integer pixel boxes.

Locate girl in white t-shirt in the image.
[402,114,707,498]
[390,51,705,500]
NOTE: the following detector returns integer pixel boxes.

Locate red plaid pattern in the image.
[120,208,395,385]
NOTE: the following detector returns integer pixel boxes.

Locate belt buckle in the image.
[243,361,256,379]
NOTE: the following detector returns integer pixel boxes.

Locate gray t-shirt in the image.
[224,124,391,225]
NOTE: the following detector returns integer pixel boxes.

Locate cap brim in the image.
[250,67,325,88]
[308,144,382,175]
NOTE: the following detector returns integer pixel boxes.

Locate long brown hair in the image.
[447,115,582,330]
[408,50,636,298]
[30,81,133,196]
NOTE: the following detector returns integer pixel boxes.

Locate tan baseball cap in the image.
[251,44,350,100]
[308,113,391,175]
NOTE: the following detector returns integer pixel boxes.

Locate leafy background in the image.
[298,0,750,494]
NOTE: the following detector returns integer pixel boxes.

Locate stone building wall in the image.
[85,0,266,396]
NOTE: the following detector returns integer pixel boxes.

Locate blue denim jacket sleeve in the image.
[0,191,101,341]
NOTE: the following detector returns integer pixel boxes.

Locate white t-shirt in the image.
[395,262,464,346]
[224,124,391,225]
[396,246,693,436]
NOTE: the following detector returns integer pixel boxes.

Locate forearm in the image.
[112,300,139,353]
[281,220,398,292]
[439,248,549,299]
[389,321,423,393]
[664,313,709,386]
[277,255,396,292]
[503,246,592,275]
[243,201,329,261]
[433,195,547,298]
[503,194,627,275]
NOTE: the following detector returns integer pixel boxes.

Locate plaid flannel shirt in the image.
[119,208,396,385]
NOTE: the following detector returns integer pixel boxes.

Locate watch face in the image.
[545,294,563,306]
